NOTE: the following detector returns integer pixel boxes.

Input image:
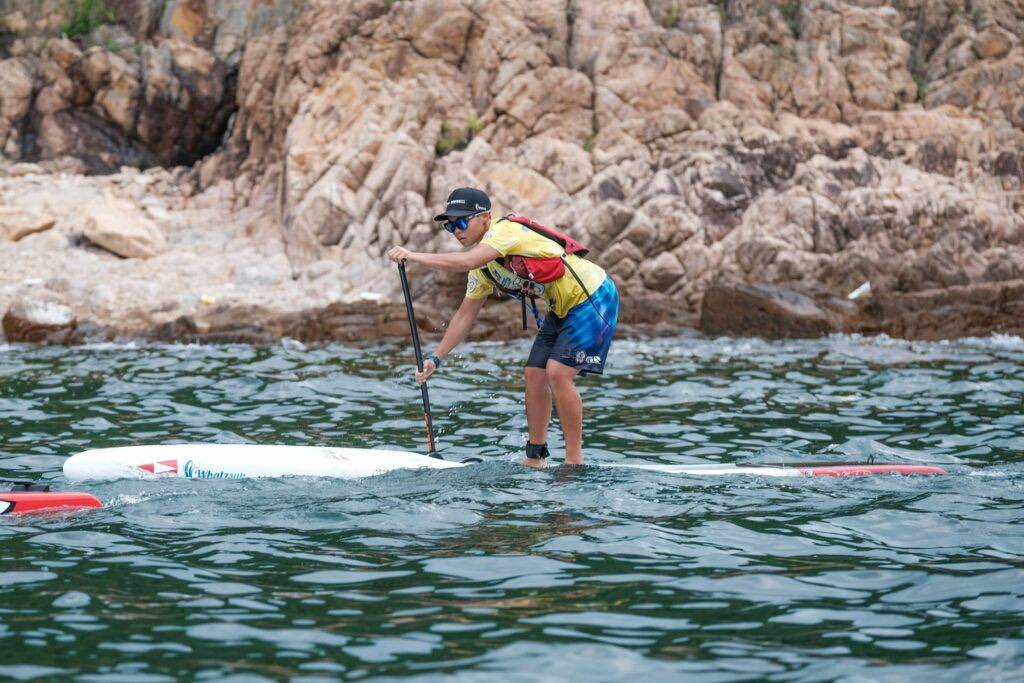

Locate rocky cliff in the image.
[1,0,1022,343]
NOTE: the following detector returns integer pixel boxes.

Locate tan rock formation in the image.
[82,197,166,259]
[0,206,55,241]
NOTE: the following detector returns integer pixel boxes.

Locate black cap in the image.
[433,187,491,222]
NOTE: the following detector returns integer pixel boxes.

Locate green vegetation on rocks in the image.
[659,7,680,28]
[435,117,486,156]
[61,0,115,40]
[782,0,801,38]
[913,73,929,101]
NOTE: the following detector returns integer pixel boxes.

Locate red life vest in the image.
[495,214,590,284]
[480,215,595,329]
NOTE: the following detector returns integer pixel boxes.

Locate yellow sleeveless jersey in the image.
[465,216,606,318]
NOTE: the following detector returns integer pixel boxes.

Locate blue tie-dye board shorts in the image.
[526,277,619,376]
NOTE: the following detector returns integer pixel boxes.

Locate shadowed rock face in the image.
[1,36,236,173]
[0,0,299,172]
[1,0,1022,342]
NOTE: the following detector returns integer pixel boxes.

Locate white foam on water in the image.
[972,333,1024,349]
[78,341,140,351]
[104,493,148,507]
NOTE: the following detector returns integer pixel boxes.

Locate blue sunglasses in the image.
[444,212,482,233]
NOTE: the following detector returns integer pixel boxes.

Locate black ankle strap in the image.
[526,443,549,460]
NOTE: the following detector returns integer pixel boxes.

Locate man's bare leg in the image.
[546,359,583,465]
[523,366,552,467]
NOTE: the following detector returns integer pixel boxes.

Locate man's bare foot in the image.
[521,458,547,468]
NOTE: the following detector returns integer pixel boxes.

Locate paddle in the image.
[397,261,442,459]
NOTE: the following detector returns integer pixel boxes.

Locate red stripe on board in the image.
[0,492,102,514]
[801,465,948,477]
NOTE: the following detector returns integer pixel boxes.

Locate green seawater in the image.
[1,334,1023,681]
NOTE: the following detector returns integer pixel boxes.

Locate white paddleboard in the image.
[63,444,462,481]
[62,445,948,481]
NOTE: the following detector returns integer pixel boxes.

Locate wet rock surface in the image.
[1,1,1022,343]
[2,291,76,343]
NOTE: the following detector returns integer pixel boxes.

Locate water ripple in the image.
[1,334,1022,680]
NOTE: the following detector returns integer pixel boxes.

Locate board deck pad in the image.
[63,445,948,482]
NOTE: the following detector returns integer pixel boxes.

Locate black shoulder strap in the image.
[479,264,540,330]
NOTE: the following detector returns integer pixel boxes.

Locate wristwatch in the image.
[427,354,442,369]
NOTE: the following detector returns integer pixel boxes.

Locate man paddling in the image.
[387,187,619,466]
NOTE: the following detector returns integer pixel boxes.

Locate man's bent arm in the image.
[414,244,499,272]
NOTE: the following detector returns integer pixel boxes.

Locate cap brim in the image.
[433,209,476,221]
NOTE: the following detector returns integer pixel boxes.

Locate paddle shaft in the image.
[397,261,441,458]
[0,478,50,492]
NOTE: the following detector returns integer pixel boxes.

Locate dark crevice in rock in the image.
[456,17,475,71]
[565,0,598,148]
[715,1,728,101]
[31,108,157,174]
[565,0,575,72]
[191,68,239,164]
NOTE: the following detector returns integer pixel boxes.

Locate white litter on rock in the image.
[847,281,871,300]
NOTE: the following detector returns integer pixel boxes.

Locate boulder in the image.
[699,282,844,339]
[0,59,35,122]
[3,295,77,343]
[0,207,56,241]
[483,164,560,206]
[639,251,685,293]
[973,27,1015,60]
[0,57,35,154]
[82,198,166,259]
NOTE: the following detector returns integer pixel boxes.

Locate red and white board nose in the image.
[0,491,102,515]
